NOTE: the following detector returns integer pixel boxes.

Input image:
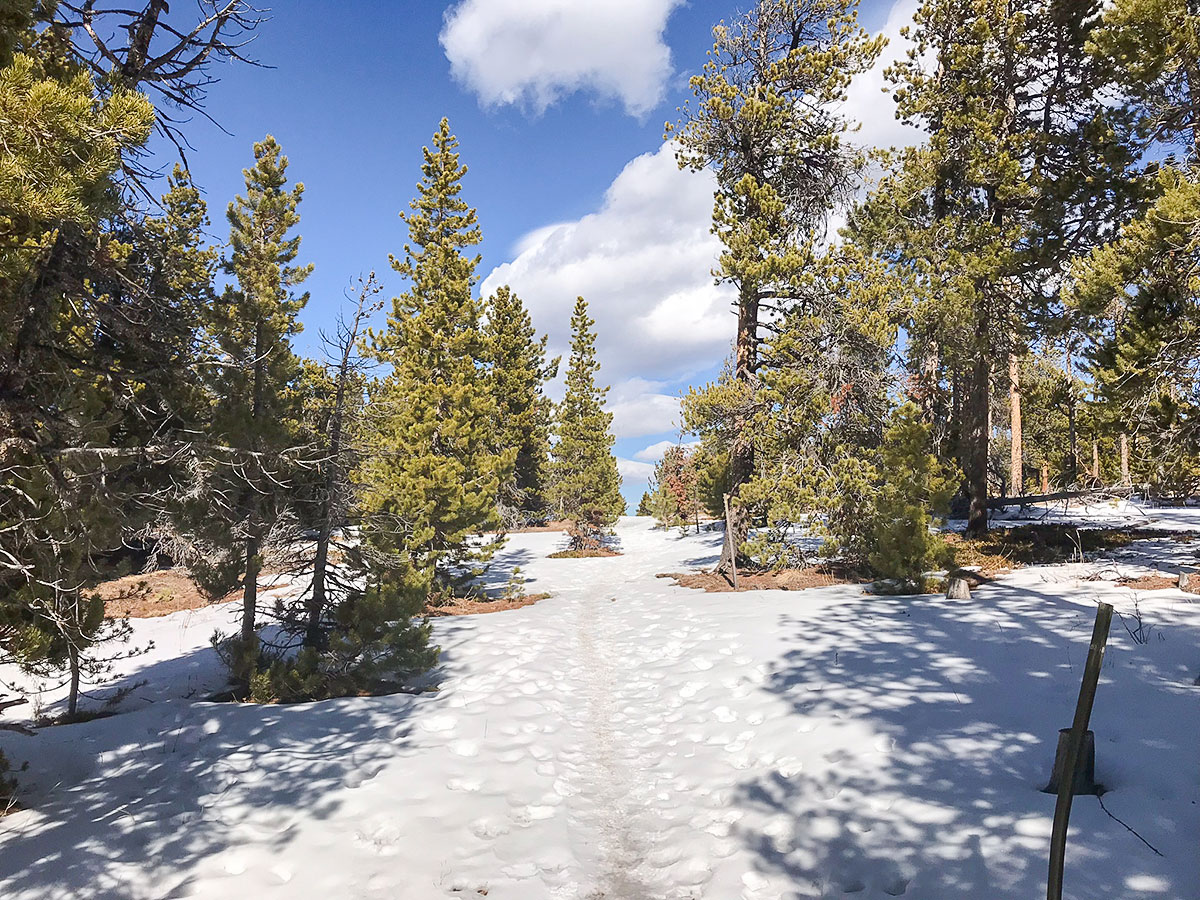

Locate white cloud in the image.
[616,458,656,488]
[440,0,684,116]
[633,438,699,463]
[607,378,683,440]
[482,143,735,391]
[841,0,924,152]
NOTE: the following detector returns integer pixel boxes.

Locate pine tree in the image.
[195,135,311,687]
[1068,0,1200,495]
[362,118,509,596]
[548,297,625,542]
[867,404,956,591]
[853,0,1137,535]
[636,491,654,517]
[670,0,884,570]
[485,284,558,524]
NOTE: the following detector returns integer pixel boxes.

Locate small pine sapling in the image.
[866,404,957,592]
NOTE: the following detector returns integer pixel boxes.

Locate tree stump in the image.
[1043,728,1098,795]
[945,570,972,600]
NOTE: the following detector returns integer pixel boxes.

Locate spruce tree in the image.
[548,297,624,541]
[485,284,558,524]
[362,118,509,596]
[196,135,311,686]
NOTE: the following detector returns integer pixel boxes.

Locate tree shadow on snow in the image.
[0,641,464,899]
[731,578,1199,899]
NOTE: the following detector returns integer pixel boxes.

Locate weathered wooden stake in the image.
[1120,434,1130,486]
[1047,601,1112,900]
[722,492,739,590]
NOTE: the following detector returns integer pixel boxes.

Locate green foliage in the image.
[1089,0,1199,149]
[691,446,732,518]
[1070,167,1200,492]
[635,491,654,517]
[362,118,509,593]
[186,135,311,685]
[485,285,558,521]
[547,297,625,537]
[866,404,956,589]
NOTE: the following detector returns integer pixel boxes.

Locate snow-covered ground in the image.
[1,512,1198,899]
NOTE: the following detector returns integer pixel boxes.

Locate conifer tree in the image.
[193,136,311,686]
[670,0,884,570]
[362,118,509,595]
[548,297,624,541]
[853,0,1136,535]
[1068,0,1200,494]
[867,404,955,591]
[485,285,558,524]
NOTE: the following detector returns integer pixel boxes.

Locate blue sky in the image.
[154,0,920,509]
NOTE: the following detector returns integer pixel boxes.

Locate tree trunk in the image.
[306,372,348,648]
[1120,433,1130,485]
[718,284,759,573]
[1009,352,1023,496]
[1092,440,1100,480]
[964,355,991,538]
[1065,345,1078,485]
[1041,462,1051,494]
[241,533,260,649]
[67,641,80,718]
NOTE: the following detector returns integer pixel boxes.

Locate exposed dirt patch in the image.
[95,569,238,618]
[425,593,552,617]
[660,566,864,593]
[1117,574,1180,590]
[548,549,622,559]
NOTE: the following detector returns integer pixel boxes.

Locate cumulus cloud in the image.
[606,378,684,440]
[633,439,700,463]
[440,0,684,116]
[841,0,924,153]
[616,457,656,486]
[481,143,734,392]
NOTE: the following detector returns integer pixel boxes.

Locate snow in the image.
[2,513,1199,899]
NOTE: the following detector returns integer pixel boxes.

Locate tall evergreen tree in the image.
[548,297,624,538]
[362,118,509,595]
[1068,0,1200,494]
[853,0,1136,535]
[192,135,311,685]
[485,284,558,524]
[670,0,884,570]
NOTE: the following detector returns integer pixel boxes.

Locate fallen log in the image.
[987,485,1133,511]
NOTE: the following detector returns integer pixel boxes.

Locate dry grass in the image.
[1117,574,1180,590]
[660,566,863,593]
[94,569,238,618]
[943,525,1185,577]
[547,548,622,559]
[503,519,572,534]
[424,592,552,617]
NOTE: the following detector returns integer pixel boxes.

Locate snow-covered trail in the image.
[1,515,1199,899]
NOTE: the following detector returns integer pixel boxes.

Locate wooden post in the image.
[1120,434,1130,486]
[1092,440,1100,480]
[1047,602,1113,900]
[722,492,739,590]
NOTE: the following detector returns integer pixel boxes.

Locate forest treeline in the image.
[0,0,625,737]
[653,0,1199,582]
